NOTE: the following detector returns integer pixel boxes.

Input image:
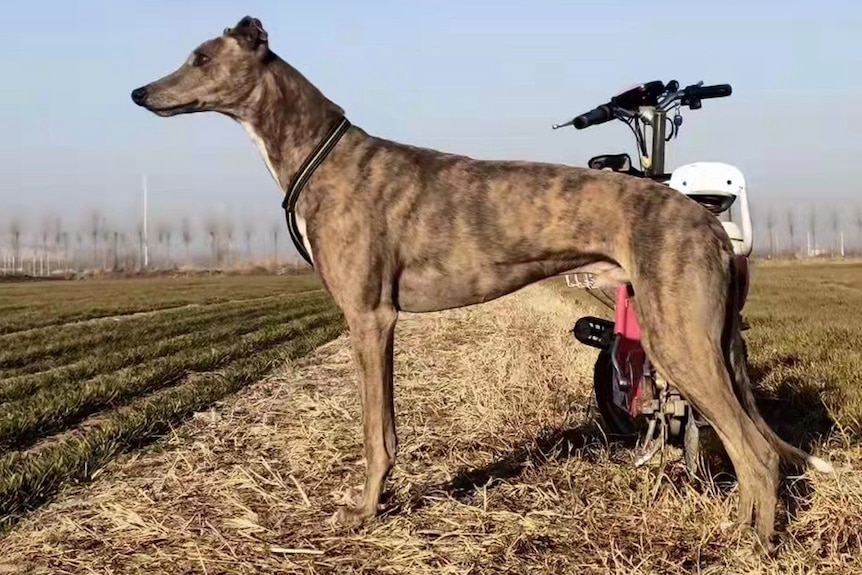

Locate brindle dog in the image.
[131,16,832,549]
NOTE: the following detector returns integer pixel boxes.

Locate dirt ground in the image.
[0,281,857,575]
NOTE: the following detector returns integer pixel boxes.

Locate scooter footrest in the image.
[572,316,615,349]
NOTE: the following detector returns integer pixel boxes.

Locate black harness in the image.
[282,116,352,267]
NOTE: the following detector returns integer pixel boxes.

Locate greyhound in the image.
[130,16,833,548]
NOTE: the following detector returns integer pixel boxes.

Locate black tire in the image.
[593,349,638,437]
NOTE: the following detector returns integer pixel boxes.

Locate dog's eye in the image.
[192,52,210,67]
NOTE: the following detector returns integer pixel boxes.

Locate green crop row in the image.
[0,291,326,376]
[0,316,345,528]
[0,275,322,335]
[0,297,334,403]
[0,309,343,451]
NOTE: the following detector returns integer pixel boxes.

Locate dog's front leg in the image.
[330,305,398,527]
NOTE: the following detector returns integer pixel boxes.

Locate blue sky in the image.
[2,0,860,246]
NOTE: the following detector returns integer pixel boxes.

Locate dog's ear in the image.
[225,16,269,52]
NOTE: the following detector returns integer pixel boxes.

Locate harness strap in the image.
[282,116,352,267]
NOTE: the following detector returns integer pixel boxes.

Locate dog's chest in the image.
[240,120,315,263]
[240,121,282,187]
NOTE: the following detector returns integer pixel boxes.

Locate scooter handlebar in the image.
[572,104,614,130]
[685,83,732,102]
[553,81,732,130]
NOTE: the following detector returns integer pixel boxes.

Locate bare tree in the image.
[75,232,84,272]
[89,209,102,270]
[39,213,53,276]
[119,232,130,269]
[786,208,796,256]
[808,204,817,255]
[100,224,111,272]
[181,217,193,264]
[223,216,235,267]
[53,217,64,272]
[856,206,862,256]
[112,231,120,270]
[271,221,280,267]
[9,218,22,274]
[831,208,841,256]
[136,222,145,270]
[157,220,173,268]
[62,231,70,272]
[166,225,173,268]
[765,206,775,257]
[205,215,221,270]
[243,219,254,263]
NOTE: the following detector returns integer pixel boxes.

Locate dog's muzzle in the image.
[131,87,148,106]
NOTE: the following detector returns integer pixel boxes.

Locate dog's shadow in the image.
[395,352,837,527]
[747,354,836,456]
[393,422,606,515]
[746,353,837,523]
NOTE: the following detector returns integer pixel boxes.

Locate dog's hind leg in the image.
[690,354,779,544]
[330,304,399,527]
[635,277,780,547]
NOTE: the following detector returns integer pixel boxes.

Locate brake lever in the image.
[657,90,683,111]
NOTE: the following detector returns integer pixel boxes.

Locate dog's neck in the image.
[235,52,346,192]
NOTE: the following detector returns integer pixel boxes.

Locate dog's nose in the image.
[131,87,148,105]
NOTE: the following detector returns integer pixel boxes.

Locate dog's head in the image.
[130,16,272,117]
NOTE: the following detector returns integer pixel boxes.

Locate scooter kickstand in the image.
[634,418,662,467]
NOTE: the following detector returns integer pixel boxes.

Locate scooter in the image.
[552,80,754,474]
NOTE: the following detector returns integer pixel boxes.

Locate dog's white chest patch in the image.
[294,215,313,264]
[240,121,282,188]
[240,120,315,264]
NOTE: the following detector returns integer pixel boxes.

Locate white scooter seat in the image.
[668,162,752,257]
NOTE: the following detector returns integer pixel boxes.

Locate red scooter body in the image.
[609,254,750,420]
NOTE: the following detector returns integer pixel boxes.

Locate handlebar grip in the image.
[573,104,613,130]
[690,84,732,100]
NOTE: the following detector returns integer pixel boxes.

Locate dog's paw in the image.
[327,505,371,530]
[330,484,364,506]
[337,485,365,506]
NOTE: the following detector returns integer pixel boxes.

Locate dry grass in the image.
[0,279,859,574]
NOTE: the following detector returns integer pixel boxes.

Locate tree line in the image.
[3,200,861,276]
[1,208,303,276]
[756,202,862,258]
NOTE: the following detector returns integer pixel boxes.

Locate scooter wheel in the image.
[593,348,638,437]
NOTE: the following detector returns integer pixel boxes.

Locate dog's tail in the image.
[723,254,834,474]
